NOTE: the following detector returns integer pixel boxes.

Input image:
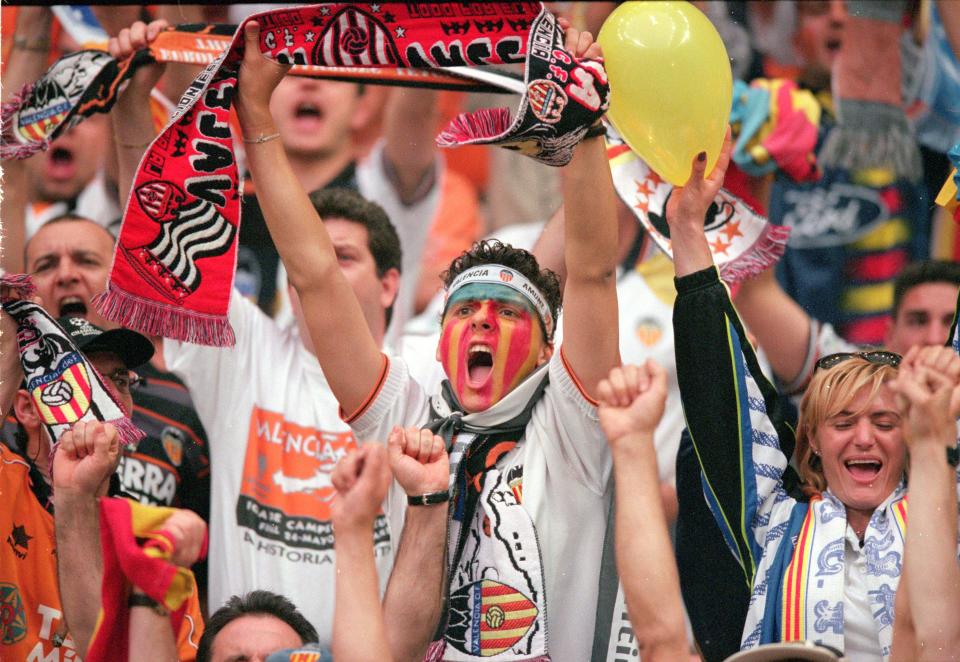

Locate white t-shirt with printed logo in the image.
[350,351,612,662]
[164,295,393,645]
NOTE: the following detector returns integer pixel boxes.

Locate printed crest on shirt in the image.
[161,426,185,467]
[0,582,27,644]
[237,406,389,552]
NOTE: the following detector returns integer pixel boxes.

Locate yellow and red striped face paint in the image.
[440,284,547,412]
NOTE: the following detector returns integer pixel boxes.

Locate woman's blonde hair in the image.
[795,357,899,495]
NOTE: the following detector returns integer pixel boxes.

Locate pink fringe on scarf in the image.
[0,82,50,160]
[93,284,236,348]
[436,107,512,147]
[0,273,38,300]
[718,223,792,285]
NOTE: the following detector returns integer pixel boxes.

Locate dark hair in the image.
[196,591,318,662]
[308,188,401,277]
[440,239,562,338]
[24,213,116,266]
[892,260,960,318]
[308,188,402,327]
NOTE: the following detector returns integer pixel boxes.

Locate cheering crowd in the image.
[3,2,960,661]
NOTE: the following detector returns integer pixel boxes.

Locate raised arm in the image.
[0,7,54,274]
[382,88,441,205]
[236,21,385,415]
[383,427,449,662]
[558,23,620,398]
[669,135,795,586]
[598,362,688,662]
[109,19,169,207]
[890,346,960,659]
[330,444,394,662]
[733,268,815,386]
[52,421,120,655]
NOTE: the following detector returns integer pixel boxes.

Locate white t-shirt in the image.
[357,142,442,349]
[164,295,393,644]
[349,351,612,662]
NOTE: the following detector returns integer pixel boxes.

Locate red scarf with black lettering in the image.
[89,2,608,346]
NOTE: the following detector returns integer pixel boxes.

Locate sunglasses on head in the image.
[814,350,902,373]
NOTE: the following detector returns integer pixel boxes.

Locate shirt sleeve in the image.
[673,266,796,586]
[533,348,611,496]
[348,355,432,444]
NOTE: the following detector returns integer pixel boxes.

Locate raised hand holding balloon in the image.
[598,1,733,185]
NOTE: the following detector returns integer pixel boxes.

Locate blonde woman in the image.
[666,137,960,660]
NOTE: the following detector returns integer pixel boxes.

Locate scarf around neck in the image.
[744,485,908,659]
[426,363,551,660]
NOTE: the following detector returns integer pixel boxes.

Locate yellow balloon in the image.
[599,2,732,186]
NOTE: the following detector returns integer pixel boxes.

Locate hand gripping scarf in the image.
[605,127,791,285]
[0,274,143,454]
[0,22,524,163]
[85,497,207,662]
[79,2,609,346]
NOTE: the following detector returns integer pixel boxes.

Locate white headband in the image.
[445,264,554,337]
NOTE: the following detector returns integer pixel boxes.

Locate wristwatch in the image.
[128,591,170,617]
[947,445,959,468]
[408,490,450,506]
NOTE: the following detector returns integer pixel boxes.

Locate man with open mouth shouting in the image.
[236,12,619,662]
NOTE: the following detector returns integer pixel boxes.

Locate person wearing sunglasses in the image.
[665,136,960,659]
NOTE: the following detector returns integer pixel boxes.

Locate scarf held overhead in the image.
[87,2,608,346]
[0,274,143,451]
[606,126,791,285]
[0,22,527,162]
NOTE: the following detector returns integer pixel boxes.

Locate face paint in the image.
[439,284,547,413]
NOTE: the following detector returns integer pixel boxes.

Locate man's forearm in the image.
[128,589,178,662]
[334,526,393,661]
[54,492,104,655]
[612,437,688,661]
[383,505,447,662]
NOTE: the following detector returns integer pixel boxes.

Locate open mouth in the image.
[46,146,76,179]
[467,344,493,386]
[844,458,882,482]
[825,38,842,53]
[58,296,88,318]
[294,102,323,121]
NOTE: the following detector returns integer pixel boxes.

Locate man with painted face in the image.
[235,16,620,662]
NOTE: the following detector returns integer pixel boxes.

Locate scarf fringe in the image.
[817,124,923,184]
[93,284,236,347]
[436,107,512,147]
[0,273,37,300]
[424,641,445,662]
[718,223,792,284]
[0,82,49,160]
